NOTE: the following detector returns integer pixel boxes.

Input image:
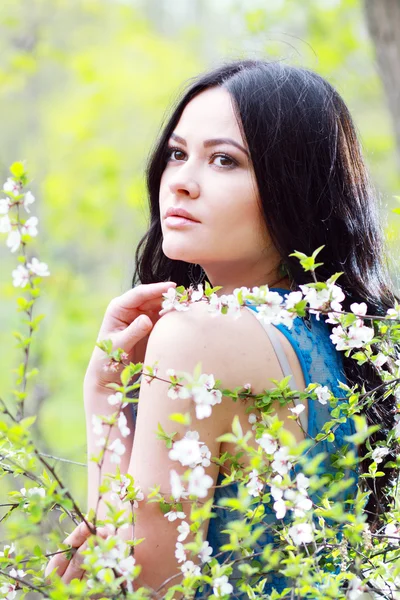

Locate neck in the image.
[201,260,292,296]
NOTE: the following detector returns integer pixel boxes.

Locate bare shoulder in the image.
[145,300,281,393]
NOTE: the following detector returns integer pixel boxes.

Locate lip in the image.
[165,215,200,229]
[164,206,200,222]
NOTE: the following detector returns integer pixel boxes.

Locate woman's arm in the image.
[84,373,136,523]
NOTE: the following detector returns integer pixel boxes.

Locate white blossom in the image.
[394,417,400,439]
[191,284,204,302]
[346,576,365,600]
[177,521,190,542]
[0,198,10,214]
[0,214,11,233]
[21,216,38,237]
[9,569,25,579]
[199,443,211,468]
[191,373,222,420]
[167,382,192,401]
[6,229,21,253]
[288,522,314,545]
[20,487,45,499]
[169,436,202,467]
[3,178,21,196]
[26,257,50,277]
[198,540,213,563]
[170,469,188,501]
[83,537,135,584]
[162,287,190,313]
[273,498,287,519]
[284,489,313,517]
[188,466,213,498]
[300,283,345,319]
[24,191,35,213]
[212,293,242,319]
[175,542,186,563]
[180,560,201,576]
[246,469,264,497]
[207,293,222,315]
[108,438,126,463]
[373,353,387,368]
[315,385,331,405]
[118,412,131,438]
[330,322,374,351]
[131,486,144,508]
[111,475,130,501]
[0,582,17,600]
[118,555,136,579]
[213,575,233,597]
[12,264,30,288]
[384,522,400,546]
[371,446,390,464]
[270,474,284,501]
[289,403,305,416]
[295,473,310,493]
[256,432,278,455]
[325,311,342,325]
[108,392,124,406]
[285,290,303,309]
[0,544,15,557]
[272,447,293,475]
[350,302,368,316]
[254,290,284,325]
[248,413,257,425]
[386,306,400,320]
[164,510,186,521]
[92,414,104,436]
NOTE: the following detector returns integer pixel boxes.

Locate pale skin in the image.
[45,87,307,593]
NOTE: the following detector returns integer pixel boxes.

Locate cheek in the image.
[159,174,168,209]
[214,176,261,230]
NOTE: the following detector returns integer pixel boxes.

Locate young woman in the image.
[45,60,398,597]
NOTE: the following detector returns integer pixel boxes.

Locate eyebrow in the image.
[169,132,249,157]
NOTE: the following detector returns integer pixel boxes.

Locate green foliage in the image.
[0,1,400,598]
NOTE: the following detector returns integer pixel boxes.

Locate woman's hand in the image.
[44,521,111,584]
[84,281,176,390]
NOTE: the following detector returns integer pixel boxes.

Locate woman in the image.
[45,60,398,597]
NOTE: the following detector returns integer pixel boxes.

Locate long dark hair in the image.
[132,59,399,527]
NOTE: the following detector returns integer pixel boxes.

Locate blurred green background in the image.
[0,0,399,536]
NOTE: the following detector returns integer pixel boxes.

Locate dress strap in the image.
[244,306,308,432]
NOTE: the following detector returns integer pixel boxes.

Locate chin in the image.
[162,241,192,263]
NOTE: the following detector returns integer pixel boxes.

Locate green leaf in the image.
[10,162,25,178]
[21,415,37,429]
[120,366,131,387]
[216,433,237,443]
[231,415,243,439]
[168,412,191,426]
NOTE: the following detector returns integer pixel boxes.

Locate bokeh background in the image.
[0,0,399,536]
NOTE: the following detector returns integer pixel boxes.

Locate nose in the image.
[168,173,200,200]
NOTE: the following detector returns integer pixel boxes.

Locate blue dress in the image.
[131,287,358,598]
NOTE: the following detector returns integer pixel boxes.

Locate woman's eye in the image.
[167,148,186,161]
[212,154,235,168]
[166,147,237,169]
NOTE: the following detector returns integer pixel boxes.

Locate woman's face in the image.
[159,87,275,279]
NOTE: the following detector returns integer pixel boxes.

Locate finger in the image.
[62,526,113,584]
[116,282,176,312]
[62,539,89,584]
[64,521,94,547]
[133,295,175,313]
[45,522,93,579]
[111,314,155,355]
